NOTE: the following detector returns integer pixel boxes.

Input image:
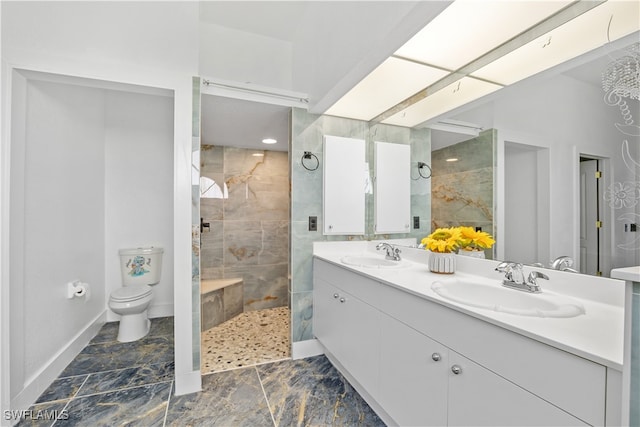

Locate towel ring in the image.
[417,162,432,179]
[302,151,319,171]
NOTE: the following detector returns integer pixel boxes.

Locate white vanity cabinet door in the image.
[379,314,449,426]
[313,277,380,395]
[447,351,587,427]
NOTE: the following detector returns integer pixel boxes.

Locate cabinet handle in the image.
[451,365,462,375]
[333,293,339,299]
[339,297,346,303]
[431,353,441,362]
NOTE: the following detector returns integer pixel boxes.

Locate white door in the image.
[579,159,600,275]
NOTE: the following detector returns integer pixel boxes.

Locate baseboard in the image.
[174,370,202,396]
[148,303,174,319]
[10,310,107,414]
[291,339,324,360]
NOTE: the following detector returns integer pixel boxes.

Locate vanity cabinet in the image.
[313,258,608,426]
[313,277,380,395]
[378,306,585,426]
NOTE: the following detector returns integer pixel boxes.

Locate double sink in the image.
[340,254,585,319]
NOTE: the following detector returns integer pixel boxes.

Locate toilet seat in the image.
[110,285,152,302]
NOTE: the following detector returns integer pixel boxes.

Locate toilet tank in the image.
[119,247,164,286]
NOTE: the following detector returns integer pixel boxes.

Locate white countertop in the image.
[313,240,625,370]
[611,266,640,282]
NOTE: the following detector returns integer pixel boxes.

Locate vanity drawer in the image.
[313,258,383,306]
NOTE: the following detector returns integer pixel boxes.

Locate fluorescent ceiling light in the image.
[262,138,277,144]
[472,0,640,85]
[394,0,573,70]
[382,77,502,127]
[446,158,459,162]
[325,57,449,121]
[325,0,639,127]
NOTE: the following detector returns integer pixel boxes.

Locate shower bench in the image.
[200,277,244,331]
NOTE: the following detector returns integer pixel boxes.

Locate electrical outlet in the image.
[631,223,637,232]
[413,216,420,229]
[475,226,482,232]
[309,216,317,231]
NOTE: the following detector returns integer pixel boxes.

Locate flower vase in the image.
[428,251,456,274]
[458,249,486,259]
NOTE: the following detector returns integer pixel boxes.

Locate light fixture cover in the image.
[262,138,277,144]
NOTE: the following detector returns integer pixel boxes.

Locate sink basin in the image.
[341,254,406,269]
[431,279,585,318]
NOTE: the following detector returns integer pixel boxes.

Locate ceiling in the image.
[199,1,639,152]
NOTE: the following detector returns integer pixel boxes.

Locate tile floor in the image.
[18,316,385,427]
[201,306,290,374]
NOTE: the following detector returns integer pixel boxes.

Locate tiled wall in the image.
[431,129,496,241]
[290,108,431,342]
[200,146,290,313]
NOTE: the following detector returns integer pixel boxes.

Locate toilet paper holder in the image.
[67,280,88,299]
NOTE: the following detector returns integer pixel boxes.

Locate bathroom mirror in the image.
[431,36,640,277]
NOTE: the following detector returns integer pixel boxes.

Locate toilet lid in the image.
[111,285,152,302]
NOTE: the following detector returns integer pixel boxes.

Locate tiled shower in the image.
[199,145,290,371]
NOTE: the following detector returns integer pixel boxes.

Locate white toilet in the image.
[109,247,164,342]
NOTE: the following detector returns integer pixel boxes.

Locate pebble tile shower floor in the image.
[17,316,384,426]
[201,306,291,374]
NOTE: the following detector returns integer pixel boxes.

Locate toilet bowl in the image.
[109,247,163,342]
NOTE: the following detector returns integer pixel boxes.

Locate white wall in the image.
[1,2,200,410]
[105,90,174,320]
[10,78,107,408]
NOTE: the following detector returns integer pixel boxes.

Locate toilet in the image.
[109,247,164,342]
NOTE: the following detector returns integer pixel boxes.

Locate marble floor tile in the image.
[257,355,386,427]
[15,400,69,427]
[76,361,174,397]
[89,321,119,344]
[148,316,174,338]
[165,368,273,427]
[23,316,387,427]
[201,306,290,374]
[60,335,174,377]
[35,375,86,403]
[55,382,172,427]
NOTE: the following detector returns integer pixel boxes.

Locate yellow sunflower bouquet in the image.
[457,226,495,251]
[421,226,495,253]
[421,227,462,253]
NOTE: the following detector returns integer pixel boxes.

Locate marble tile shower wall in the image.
[200,146,290,313]
[431,129,496,239]
[290,108,431,342]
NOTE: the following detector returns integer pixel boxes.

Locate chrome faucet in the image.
[550,256,578,273]
[495,261,548,293]
[376,242,401,261]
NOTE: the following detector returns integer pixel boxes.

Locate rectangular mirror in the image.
[375,141,411,234]
[323,135,366,235]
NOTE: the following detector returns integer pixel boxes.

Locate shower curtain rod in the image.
[202,79,309,105]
